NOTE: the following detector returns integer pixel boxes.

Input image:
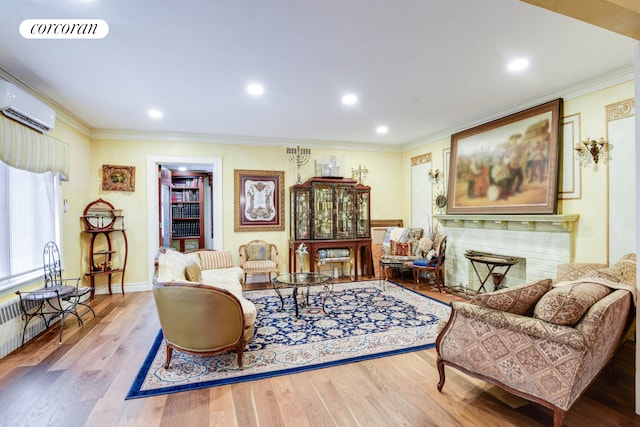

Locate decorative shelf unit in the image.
[170,172,205,252]
[289,177,372,279]
[82,199,128,297]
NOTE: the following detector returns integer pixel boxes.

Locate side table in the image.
[464,250,520,296]
[271,272,333,318]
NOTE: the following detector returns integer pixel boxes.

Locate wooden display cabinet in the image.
[290,177,370,241]
[289,177,372,279]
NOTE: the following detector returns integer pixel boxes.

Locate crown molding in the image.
[401,66,635,151]
[89,128,403,152]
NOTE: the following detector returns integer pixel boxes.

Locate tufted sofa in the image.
[436,254,636,427]
[153,247,256,368]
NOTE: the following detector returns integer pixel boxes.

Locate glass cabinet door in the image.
[313,184,334,239]
[356,188,370,237]
[335,185,355,238]
[291,189,311,239]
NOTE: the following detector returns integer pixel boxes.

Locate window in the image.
[0,160,61,293]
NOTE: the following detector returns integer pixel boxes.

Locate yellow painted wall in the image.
[404,79,635,264]
[87,140,403,285]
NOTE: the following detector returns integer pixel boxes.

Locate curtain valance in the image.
[0,115,69,178]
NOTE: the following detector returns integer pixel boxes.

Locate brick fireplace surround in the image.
[434,214,579,292]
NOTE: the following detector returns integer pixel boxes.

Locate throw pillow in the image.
[473,278,552,315]
[416,237,433,255]
[533,281,611,326]
[184,260,202,282]
[200,250,233,269]
[246,244,269,261]
[583,256,636,286]
[390,240,412,256]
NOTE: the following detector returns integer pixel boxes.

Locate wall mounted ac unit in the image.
[0,79,56,132]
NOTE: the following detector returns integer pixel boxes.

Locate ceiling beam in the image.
[521,0,640,40]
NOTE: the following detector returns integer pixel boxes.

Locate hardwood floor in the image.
[0,277,638,427]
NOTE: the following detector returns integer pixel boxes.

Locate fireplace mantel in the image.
[434,213,580,290]
[434,214,579,233]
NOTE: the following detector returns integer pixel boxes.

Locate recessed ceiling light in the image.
[247,83,264,96]
[178,166,187,172]
[376,125,388,134]
[508,58,529,72]
[148,109,163,118]
[342,94,358,105]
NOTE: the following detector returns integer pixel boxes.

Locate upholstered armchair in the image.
[152,248,256,369]
[153,283,255,369]
[239,240,279,284]
[436,254,636,427]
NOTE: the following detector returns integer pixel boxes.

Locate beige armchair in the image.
[153,248,255,369]
[436,255,636,427]
[239,240,279,284]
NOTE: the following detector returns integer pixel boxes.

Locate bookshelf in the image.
[170,172,205,251]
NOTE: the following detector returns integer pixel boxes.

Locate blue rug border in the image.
[125,281,450,400]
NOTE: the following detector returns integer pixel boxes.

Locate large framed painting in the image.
[446,99,562,214]
[234,169,285,231]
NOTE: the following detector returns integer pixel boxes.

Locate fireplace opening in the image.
[466,255,527,292]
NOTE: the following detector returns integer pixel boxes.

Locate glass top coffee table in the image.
[271,272,333,318]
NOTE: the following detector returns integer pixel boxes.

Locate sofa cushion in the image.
[244,260,277,271]
[246,244,269,261]
[157,248,191,282]
[584,255,636,286]
[416,237,433,255]
[236,295,257,326]
[390,240,412,256]
[199,250,234,269]
[555,263,607,283]
[201,266,243,285]
[473,278,552,315]
[534,281,611,326]
[184,260,202,282]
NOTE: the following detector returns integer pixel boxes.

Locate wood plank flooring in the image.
[0,278,638,427]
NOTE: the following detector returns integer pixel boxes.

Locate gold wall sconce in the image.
[574,137,610,167]
[428,168,441,184]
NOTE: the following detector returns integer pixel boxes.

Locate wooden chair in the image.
[412,236,447,292]
[238,240,279,284]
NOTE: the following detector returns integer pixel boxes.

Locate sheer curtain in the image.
[0,162,58,291]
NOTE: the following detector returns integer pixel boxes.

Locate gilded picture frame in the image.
[446,99,562,214]
[234,169,285,231]
[102,165,136,192]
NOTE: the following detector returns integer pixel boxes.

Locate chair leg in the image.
[58,312,67,344]
[553,407,566,427]
[437,357,446,391]
[237,348,244,370]
[164,345,173,369]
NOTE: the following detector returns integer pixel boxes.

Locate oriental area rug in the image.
[126,281,451,399]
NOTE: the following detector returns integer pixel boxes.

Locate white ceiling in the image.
[0,0,635,149]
